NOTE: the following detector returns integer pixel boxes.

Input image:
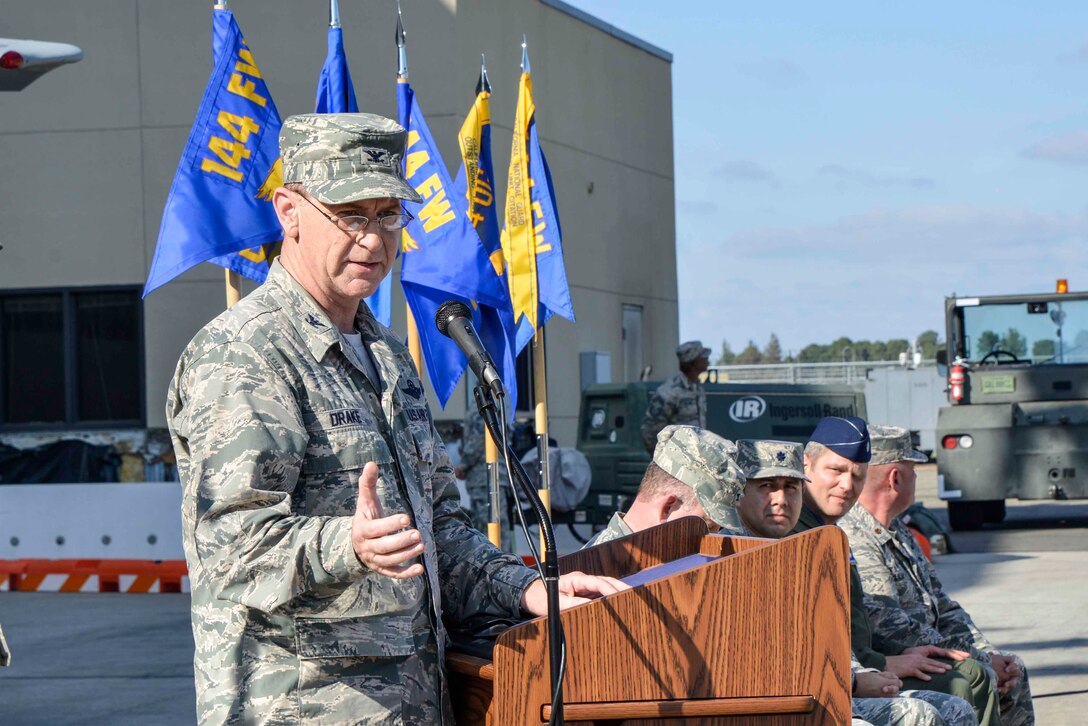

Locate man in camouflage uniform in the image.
[841,426,1034,726]
[168,114,623,725]
[795,417,998,725]
[639,340,710,453]
[733,439,976,726]
[585,425,743,547]
[731,439,807,539]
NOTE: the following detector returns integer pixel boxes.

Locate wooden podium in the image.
[447,518,852,725]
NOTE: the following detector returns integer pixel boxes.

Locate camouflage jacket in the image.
[459,408,486,475]
[167,262,538,725]
[458,408,510,485]
[640,372,706,451]
[582,511,634,548]
[838,504,994,660]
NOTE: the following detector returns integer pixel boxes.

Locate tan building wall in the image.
[0,0,677,446]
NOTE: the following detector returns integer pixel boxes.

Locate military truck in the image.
[567,379,866,530]
[935,285,1088,530]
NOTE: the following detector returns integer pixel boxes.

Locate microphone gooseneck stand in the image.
[472,384,565,725]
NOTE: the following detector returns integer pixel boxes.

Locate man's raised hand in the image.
[351,462,425,579]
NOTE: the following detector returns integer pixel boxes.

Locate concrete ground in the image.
[1,463,1085,724]
[912,464,1088,726]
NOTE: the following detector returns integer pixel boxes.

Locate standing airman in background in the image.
[640,340,710,453]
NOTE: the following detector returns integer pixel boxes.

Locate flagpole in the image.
[533,326,551,557]
[395,4,424,375]
[471,56,504,549]
[211,3,240,309]
[225,269,241,308]
[485,434,502,548]
[515,36,553,557]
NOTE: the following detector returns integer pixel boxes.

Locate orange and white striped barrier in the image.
[0,559,188,593]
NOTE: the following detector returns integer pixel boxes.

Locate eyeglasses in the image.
[298,193,414,233]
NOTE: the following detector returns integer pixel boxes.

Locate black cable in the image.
[566,522,590,545]
[497,396,566,726]
[480,392,543,574]
[476,386,566,725]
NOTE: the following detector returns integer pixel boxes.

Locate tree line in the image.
[715,331,944,365]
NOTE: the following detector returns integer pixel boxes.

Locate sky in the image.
[569,1,1088,359]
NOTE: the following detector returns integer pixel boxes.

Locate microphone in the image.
[435,301,505,398]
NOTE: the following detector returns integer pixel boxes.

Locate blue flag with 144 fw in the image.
[397,78,509,407]
[451,75,520,416]
[144,6,283,297]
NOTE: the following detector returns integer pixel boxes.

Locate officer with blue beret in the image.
[795,417,998,726]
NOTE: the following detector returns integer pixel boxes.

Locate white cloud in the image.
[676,199,718,215]
[818,164,936,190]
[714,159,780,187]
[736,58,807,88]
[1023,130,1088,165]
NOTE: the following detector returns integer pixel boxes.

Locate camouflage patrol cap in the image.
[653,425,745,526]
[677,340,712,364]
[736,439,809,481]
[867,424,928,466]
[280,113,423,205]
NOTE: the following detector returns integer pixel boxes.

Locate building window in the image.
[1,287,144,429]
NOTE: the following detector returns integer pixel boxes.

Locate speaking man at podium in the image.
[168,113,625,725]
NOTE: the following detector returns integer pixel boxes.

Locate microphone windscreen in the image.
[435,300,472,336]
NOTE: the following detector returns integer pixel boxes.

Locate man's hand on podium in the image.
[520,572,629,615]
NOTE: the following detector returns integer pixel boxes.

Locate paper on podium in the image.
[619,553,719,588]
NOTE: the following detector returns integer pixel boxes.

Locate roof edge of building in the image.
[539,0,673,64]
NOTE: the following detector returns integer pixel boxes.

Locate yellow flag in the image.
[501,71,539,331]
[458,93,486,219]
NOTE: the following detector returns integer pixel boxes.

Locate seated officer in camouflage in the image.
[639,340,710,453]
[841,426,1034,726]
[795,417,999,726]
[732,439,807,539]
[584,425,744,547]
[732,439,976,726]
[167,113,625,725]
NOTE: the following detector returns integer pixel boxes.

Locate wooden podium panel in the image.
[448,519,851,725]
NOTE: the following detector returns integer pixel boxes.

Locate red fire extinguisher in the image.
[949,361,966,403]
